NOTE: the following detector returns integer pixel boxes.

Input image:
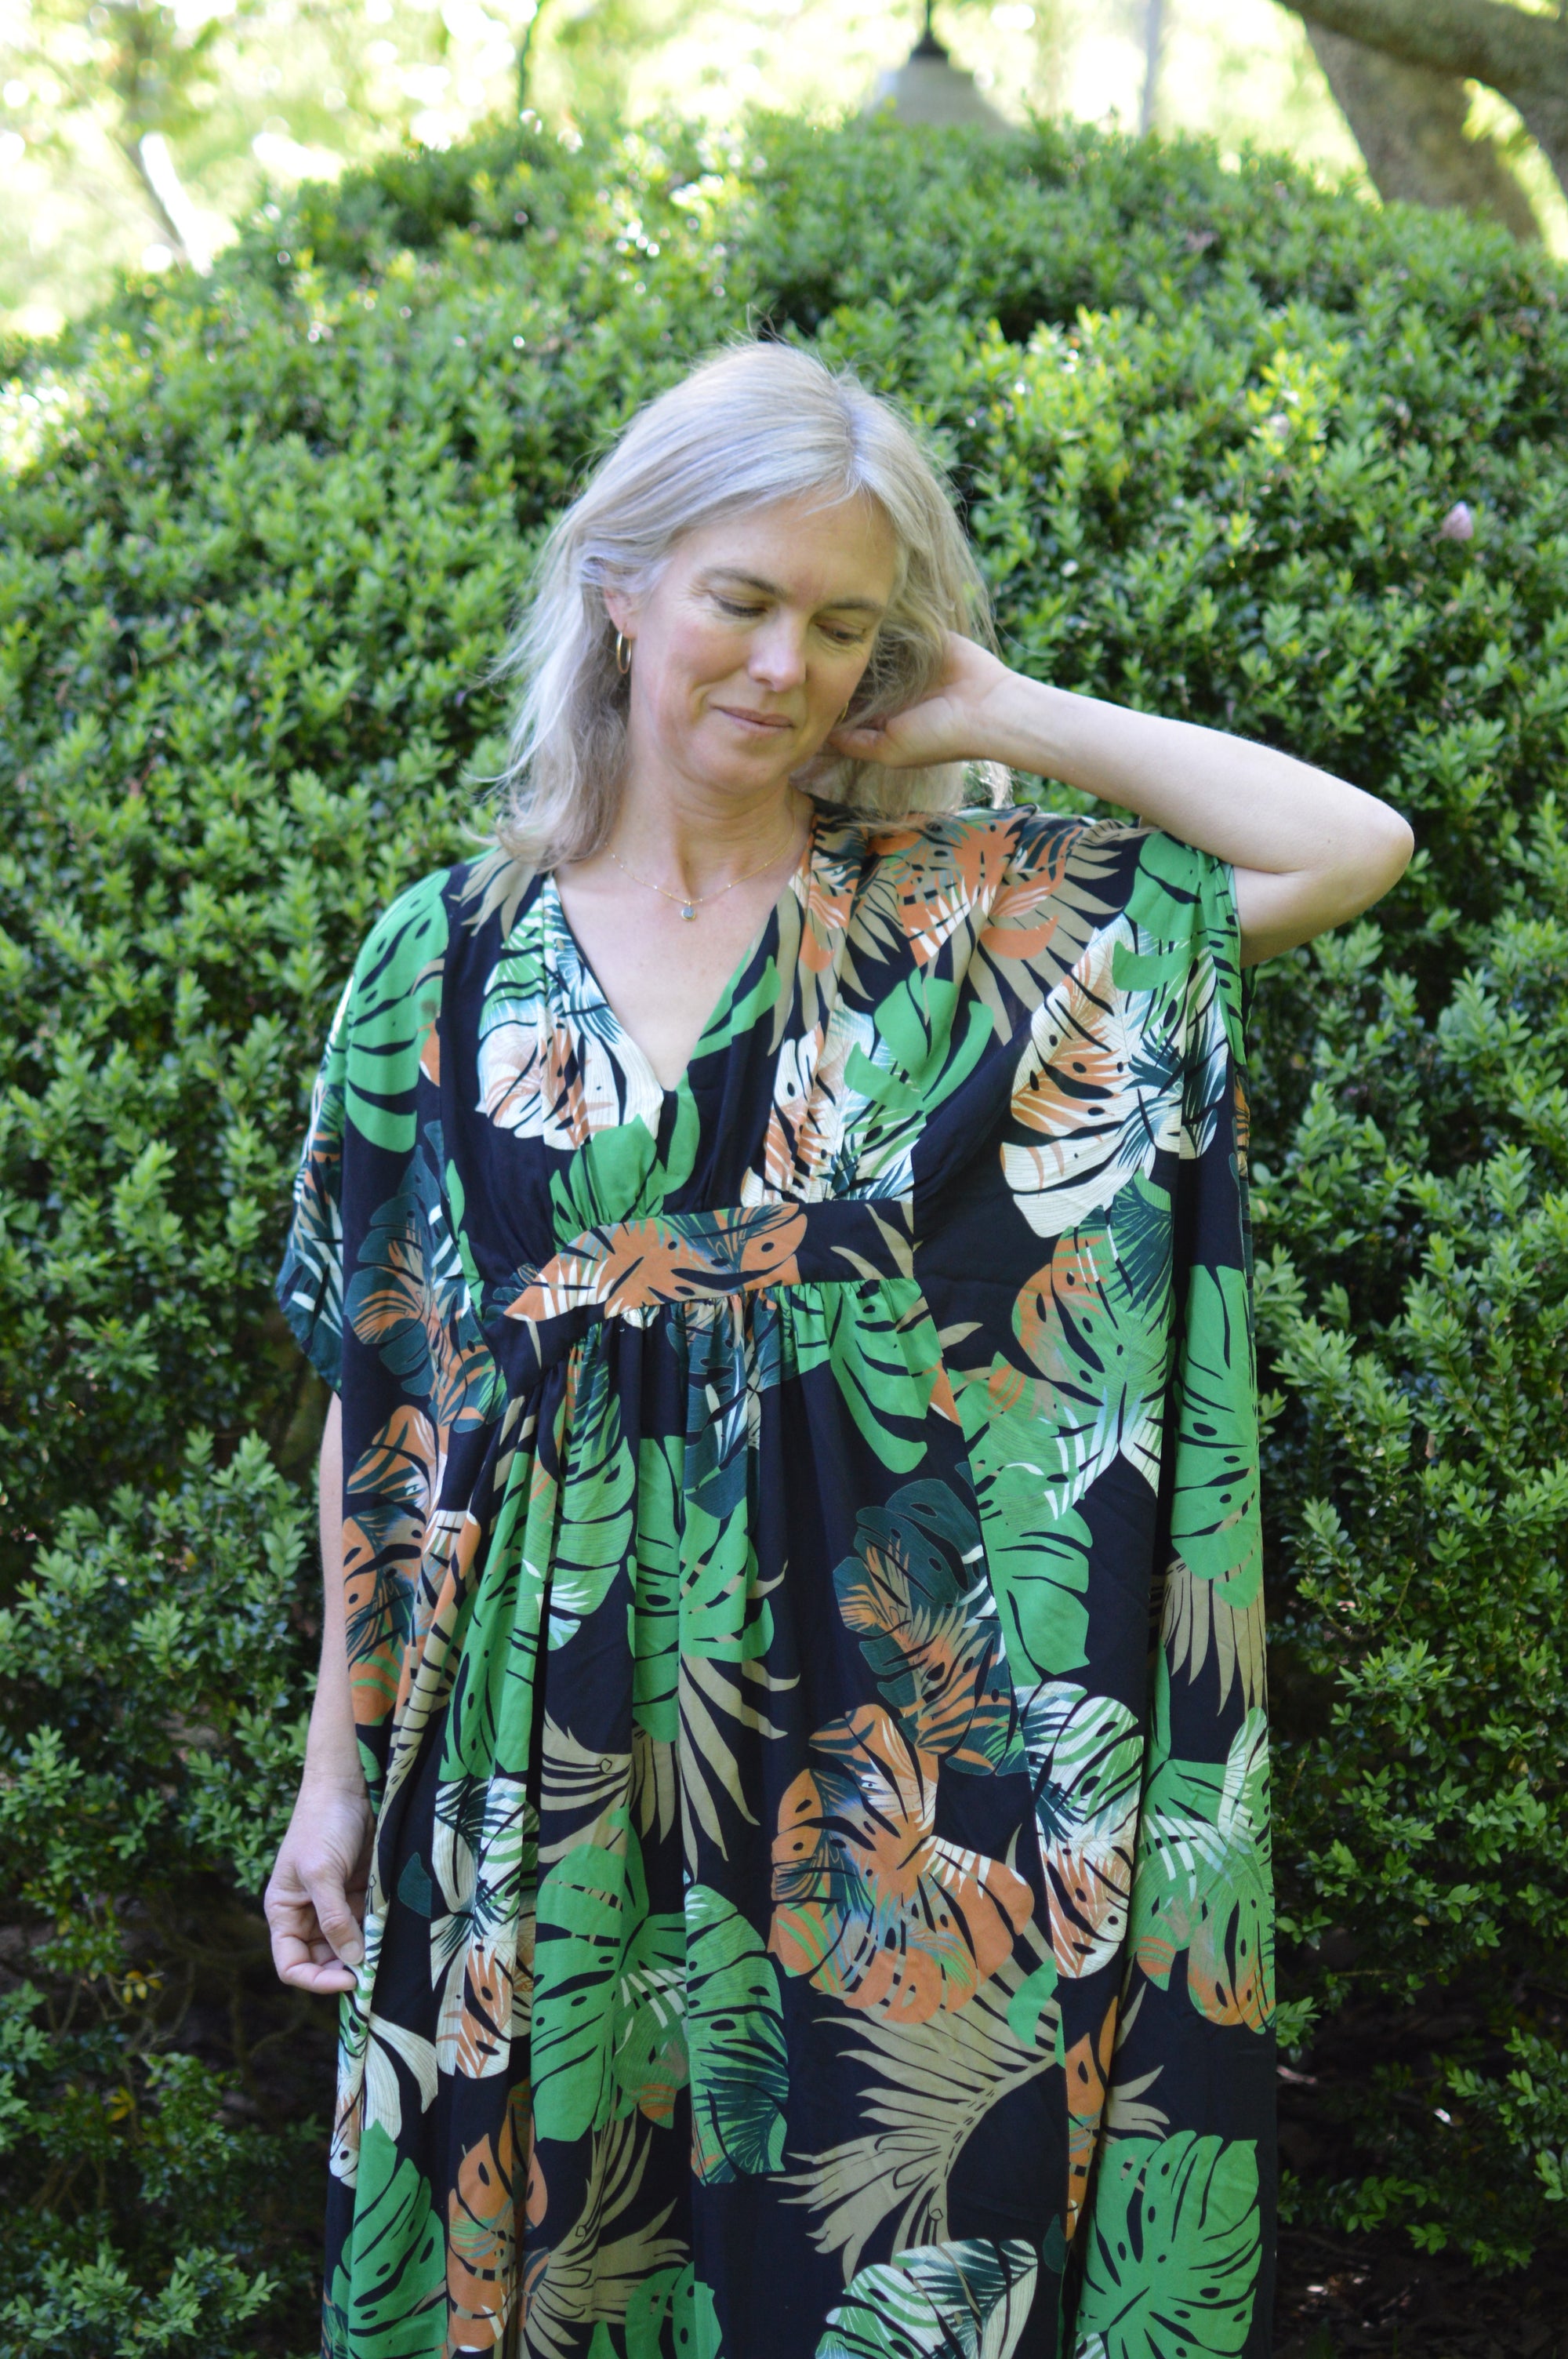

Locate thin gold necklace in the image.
[608,828,804,922]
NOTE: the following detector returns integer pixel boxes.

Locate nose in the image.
[747,616,808,694]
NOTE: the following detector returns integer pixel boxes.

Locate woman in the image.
[267,340,1411,2359]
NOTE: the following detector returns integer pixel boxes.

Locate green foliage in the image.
[2,104,1566,2338]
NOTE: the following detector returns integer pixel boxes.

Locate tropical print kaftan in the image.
[277,803,1275,2359]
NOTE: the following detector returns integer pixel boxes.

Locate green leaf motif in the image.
[550,1339,636,1649]
[964,1401,1092,1679]
[816,2237,1039,2359]
[624,2264,724,2359]
[1129,1710,1273,2033]
[344,868,449,1156]
[785,1280,944,1472]
[532,1816,687,2142]
[1170,1264,1261,1601]
[1074,2133,1261,2359]
[686,1884,788,2183]
[324,2121,445,2358]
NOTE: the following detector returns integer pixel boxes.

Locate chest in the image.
[553,867,790,1093]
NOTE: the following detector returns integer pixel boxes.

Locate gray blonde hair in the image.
[494,340,996,866]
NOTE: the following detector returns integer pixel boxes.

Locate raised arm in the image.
[832,636,1415,967]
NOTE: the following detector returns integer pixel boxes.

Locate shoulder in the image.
[350,849,546,990]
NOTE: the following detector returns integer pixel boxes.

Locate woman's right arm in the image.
[264,1393,375,1994]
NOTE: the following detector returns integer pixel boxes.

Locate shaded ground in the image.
[1275,2227,1564,2356]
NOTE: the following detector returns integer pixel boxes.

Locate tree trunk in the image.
[1283,0,1568,202]
[1141,0,1165,136]
[1306,24,1541,238]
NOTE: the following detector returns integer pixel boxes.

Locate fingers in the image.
[265,1849,367,1993]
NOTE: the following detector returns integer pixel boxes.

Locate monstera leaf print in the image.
[1131,1710,1273,2032]
[549,1339,636,1649]
[1010,1222,1164,1508]
[622,2264,724,2359]
[342,865,449,1156]
[833,1480,1020,1772]
[1169,1265,1261,1598]
[446,2093,527,2351]
[346,1141,501,1431]
[341,1407,437,1727]
[785,1280,953,1473]
[840,971,991,1194]
[815,2237,1039,2359]
[962,1404,1092,1679]
[685,1885,789,2183]
[770,1705,1032,2023]
[323,2121,446,2359]
[788,1928,1060,2278]
[1000,924,1182,1241]
[1073,2132,1261,2359]
[532,1815,687,2143]
[1021,1681,1143,1979]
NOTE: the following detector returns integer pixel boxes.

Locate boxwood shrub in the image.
[1,107,1566,2350]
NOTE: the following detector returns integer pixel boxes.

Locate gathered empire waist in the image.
[480,1193,918,1335]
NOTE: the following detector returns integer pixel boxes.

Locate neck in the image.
[608,770,810,897]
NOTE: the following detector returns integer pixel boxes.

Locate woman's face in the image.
[607,493,899,802]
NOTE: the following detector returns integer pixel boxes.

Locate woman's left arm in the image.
[836,641,1415,968]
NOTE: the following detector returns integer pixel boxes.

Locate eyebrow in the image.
[703,567,887,616]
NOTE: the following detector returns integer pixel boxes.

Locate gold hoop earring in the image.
[615,631,631,675]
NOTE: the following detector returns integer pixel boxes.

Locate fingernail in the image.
[341,1939,363,1967]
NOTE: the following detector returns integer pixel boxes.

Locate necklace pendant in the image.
[680,903,696,922]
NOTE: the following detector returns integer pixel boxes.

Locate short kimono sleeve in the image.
[274,870,452,1394]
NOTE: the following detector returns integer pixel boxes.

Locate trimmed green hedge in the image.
[1,108,1566,2349]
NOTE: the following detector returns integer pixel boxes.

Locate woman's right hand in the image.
[265,1775,375,1994]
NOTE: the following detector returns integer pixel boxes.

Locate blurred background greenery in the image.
[9,0,1568,341]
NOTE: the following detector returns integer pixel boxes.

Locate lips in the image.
[716,706,794,731]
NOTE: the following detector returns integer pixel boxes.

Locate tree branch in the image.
[1286,0,1568,191]
[1305,24,1541,239]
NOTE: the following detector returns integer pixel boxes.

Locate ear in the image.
[603,584,636,638]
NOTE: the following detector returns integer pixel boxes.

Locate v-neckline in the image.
[545,812,818,1114]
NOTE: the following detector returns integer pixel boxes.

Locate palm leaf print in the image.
[521,2116,686,2359]
[967,816,1127,1032]
[786,1932,1061,2277]
[1073,2132,1261,2359]
[430,1769,535,2080]
[532,1813,687,2143]
[769,1704,1033,2023]
[635,1434,792,1874]
[685,1885,789,2184]
[1169,1265,1261,1597]
[1130,1710,1274,2032]
[815,2237,1039,2359]
[1021,1681,1143,1978]
[1160,1551,1267,1714]
[1001,924,1183,1241]
[832,1479,1021,1772]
